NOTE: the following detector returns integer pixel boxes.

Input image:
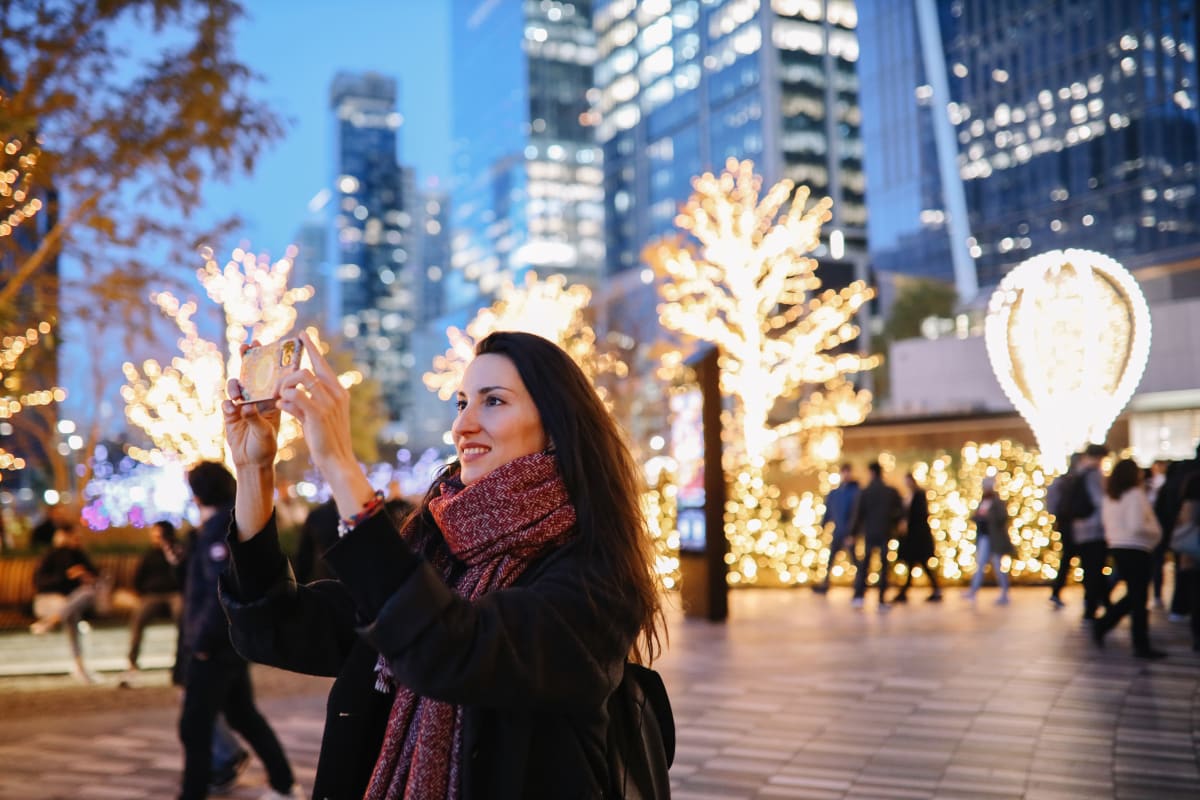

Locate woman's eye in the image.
[485,395,503,406]
[455,399,467,411]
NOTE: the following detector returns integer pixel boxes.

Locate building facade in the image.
[858,0,1200,297]
[448,0,604,312]
[328,72,418,440]
[596,0,866,279]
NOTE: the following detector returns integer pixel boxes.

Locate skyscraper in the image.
[858,0,1200,297]
[328,71,417,439]
[448,0,604,312]
[595,0,866,279]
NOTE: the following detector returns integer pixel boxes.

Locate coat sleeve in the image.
[220,513,361,677]
[326,513,635,715]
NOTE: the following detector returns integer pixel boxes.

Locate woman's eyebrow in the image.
[458,385,513,397]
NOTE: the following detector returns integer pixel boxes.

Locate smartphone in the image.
[236,337,304,405]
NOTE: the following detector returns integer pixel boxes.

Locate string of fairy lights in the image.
[0,124,42,239]
[121,246,359,467]
[0,323,64,475]
[422,270,626,404]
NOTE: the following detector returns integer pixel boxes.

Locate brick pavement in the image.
[0,586,1198,799]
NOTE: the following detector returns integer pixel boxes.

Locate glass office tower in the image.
[329,72,416,438]
[859,0,1200,296]
[596,0,866,279]
[448,0,603,314]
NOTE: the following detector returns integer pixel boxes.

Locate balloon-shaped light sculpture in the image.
[984,249,1151,473]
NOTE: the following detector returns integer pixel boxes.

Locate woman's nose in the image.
[451,404,478,436]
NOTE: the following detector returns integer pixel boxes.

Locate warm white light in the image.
[984,248,1151,472]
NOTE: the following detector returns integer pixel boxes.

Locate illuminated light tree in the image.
[645,158,879,585]
[422,271,626,400]
[645,158,879,467]
[0,323,65,478]
[121,246,361,467]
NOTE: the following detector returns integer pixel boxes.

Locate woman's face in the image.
[452,353,547,485]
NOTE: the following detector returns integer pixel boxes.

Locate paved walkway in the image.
[0,586,1198,799]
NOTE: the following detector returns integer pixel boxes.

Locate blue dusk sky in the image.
[201,0,453,253]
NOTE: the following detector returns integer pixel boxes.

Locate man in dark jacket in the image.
[849,462,903,610]
[177,461,298,800]
[814,463,860,594]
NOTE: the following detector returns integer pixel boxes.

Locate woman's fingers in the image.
[300,330,340,384]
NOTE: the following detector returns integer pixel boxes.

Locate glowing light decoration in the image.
[0,107,43,239]
[0,322,65,477]
[422,271,626,401]
[985,249,1151,472]
[645,158,879,585]
[645,158,878,466]
[122,246,360,467]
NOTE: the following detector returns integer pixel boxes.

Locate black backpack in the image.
[1055,471,1096,525]
[607,663,675,798]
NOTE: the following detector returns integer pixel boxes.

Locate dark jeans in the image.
[1078,540,1110,618]
[820,532,859,586]
[1096,548,1153,652]
[1171,565,1196,616]
[853,540,889,600]
[178,653,293,800]
[1049,537,1078,597]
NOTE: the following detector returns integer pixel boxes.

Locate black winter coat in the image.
[850,478,904,544]
[898,491,935,563]
[220,510,640,800]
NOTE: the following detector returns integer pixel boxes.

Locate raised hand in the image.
[223,374,283,470]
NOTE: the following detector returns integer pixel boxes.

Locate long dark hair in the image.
[1105,457,1142,500]
[416,331,664,664]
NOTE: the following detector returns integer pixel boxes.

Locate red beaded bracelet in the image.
[337,489,386,538]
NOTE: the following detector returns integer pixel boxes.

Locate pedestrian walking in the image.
[1047,453,1082,609]
[1169,473,1200,651]
[177,461,299,800]
[964,475,1013,605]
[126,519,184,672]
[1070,443,1113,618]
[892,473,942,603]
[813,463,860,594]
[1092,458,1166,659]
[850,462,903,610]
[219,331,671,799]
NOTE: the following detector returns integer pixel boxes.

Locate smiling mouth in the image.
[460,446,490,457]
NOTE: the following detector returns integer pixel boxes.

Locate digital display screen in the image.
[670,390,706,553]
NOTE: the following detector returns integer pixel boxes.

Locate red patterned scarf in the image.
[364,452,577,800]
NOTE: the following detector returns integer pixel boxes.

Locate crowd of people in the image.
[13,327,1200,796]
[815,444,1200,658]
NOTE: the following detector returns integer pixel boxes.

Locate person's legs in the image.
[59,586,97,677]
[993,553,1010,603]
[852,542,870,600]
[1112,549,1154,654]
[179,655,226,800]
[894,557,914,601]
[1170,562,1194,617]
[817,533,846,592]
[876,543,890,603]
[1150,540,1167,606]
[1079,540,1110,619]
[127,595,168,669]
[1050,539,1076,602]
[924,557,941,596]
[220,658,294,795]
[1187,568,1200,650]
[1094,553,1132,644]
[967,538,991,597]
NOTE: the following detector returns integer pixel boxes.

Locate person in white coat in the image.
[1092,458,1165,659]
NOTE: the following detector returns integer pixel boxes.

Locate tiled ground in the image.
[0,585,1198,799]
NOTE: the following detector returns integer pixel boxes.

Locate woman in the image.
[1092,458,1164,658]
[892,473,942,603]
[964,475,1013,605]
[220,330,665,799]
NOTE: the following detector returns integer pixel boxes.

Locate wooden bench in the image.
[0,552,143,630]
